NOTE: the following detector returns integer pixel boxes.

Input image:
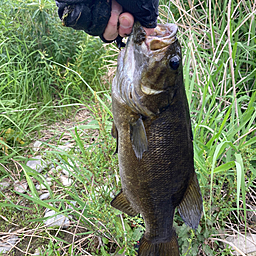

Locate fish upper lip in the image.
[144,23,178,51]
[149,24,178,40]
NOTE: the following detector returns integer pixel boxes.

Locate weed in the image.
[0,0,255,255]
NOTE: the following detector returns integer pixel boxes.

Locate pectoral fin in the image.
[111,190,138,217]
[178,173,203,230]
[130,116,148,159]
[111,122,118,154]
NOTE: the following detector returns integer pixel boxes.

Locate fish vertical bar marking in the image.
[111,22,203,256]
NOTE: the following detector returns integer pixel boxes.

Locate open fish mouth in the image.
[130,22,178,56]
[147,24,178,50]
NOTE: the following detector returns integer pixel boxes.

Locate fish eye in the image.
[169,56,180,70]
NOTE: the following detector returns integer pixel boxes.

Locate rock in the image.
[48,168,56,176]
[0,179,10,191]
[33,248,41,255]
[36,181,52,190]
[39,192,50,200]
[57,145,71,152]
[33,141,43,152]
[247,205,256,223]
[0,236,19,254]
[26,156,47,173]
[56,166,62,171]
[61,168,70,176]
[0,244,10,254]
[13,180,28,193]
[44,209,70,228]
[60,159,77,176]
[46,177,53,182]
[49,163,54,169]
[227,234,256,255]
[60,176,73,187]
[55,165,69,176]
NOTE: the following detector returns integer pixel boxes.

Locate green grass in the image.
[0,0,256,255]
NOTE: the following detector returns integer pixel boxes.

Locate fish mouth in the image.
[131,22,178,53]
[147,24,178,51]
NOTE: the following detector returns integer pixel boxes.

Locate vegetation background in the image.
[0,0,255,255]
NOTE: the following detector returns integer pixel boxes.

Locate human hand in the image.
[55,0,158,42]
[103,0,154,41]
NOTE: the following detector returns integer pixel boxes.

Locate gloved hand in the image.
[116,0,159,28]
[55,0,159,42]
[56,0,111,36]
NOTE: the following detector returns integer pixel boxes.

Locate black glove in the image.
[116,0,159,28]
[55,0,159,42]
[56,0,111,36]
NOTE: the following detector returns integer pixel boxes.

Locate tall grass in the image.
[0,0,255,255]
[158,0,256,253]
[0,0,107,154]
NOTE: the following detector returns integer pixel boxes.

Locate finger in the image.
[144,28,155,36]
[103,0,122,41]
[118,13,134,37]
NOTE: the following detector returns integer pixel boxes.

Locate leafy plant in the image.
[0,0,255,255]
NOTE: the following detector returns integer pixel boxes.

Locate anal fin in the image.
[178,172,203,230]
[130,116,148,159]
[111,190,138,217]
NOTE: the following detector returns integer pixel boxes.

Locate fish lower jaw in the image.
[141,84,164,95]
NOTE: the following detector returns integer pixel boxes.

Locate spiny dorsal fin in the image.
[130,116,148,159]
[178,173,203,230]
[111,190,138,217]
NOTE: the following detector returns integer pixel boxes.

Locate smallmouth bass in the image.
[111,22,203,256]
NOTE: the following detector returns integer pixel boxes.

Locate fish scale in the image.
[111,22,203,256]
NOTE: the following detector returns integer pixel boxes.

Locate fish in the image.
[111,22,203,256]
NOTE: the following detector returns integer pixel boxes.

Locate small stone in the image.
[69,200,77,206]
[0,236,19,254]
[7,236,19,245]
[33,248,41,255]
[0,244,10,254]
[56,166,70,176]
[62,168,70,176]
[46,177,52,182]
[0,179,10,191]
[36,182,52,190]
[44,210,70,228]
[60,176,73,187]
[56,166,62,171]
[39,192,50,200]
[33,141,43,151]
[13,180,28,193]
[57,145,71,152]
[26,156,46,173]
[67,200,77,209]
[227,234,256,255]
[247,205,256,223]
[61,159,76,175]
[47,168,55,176]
